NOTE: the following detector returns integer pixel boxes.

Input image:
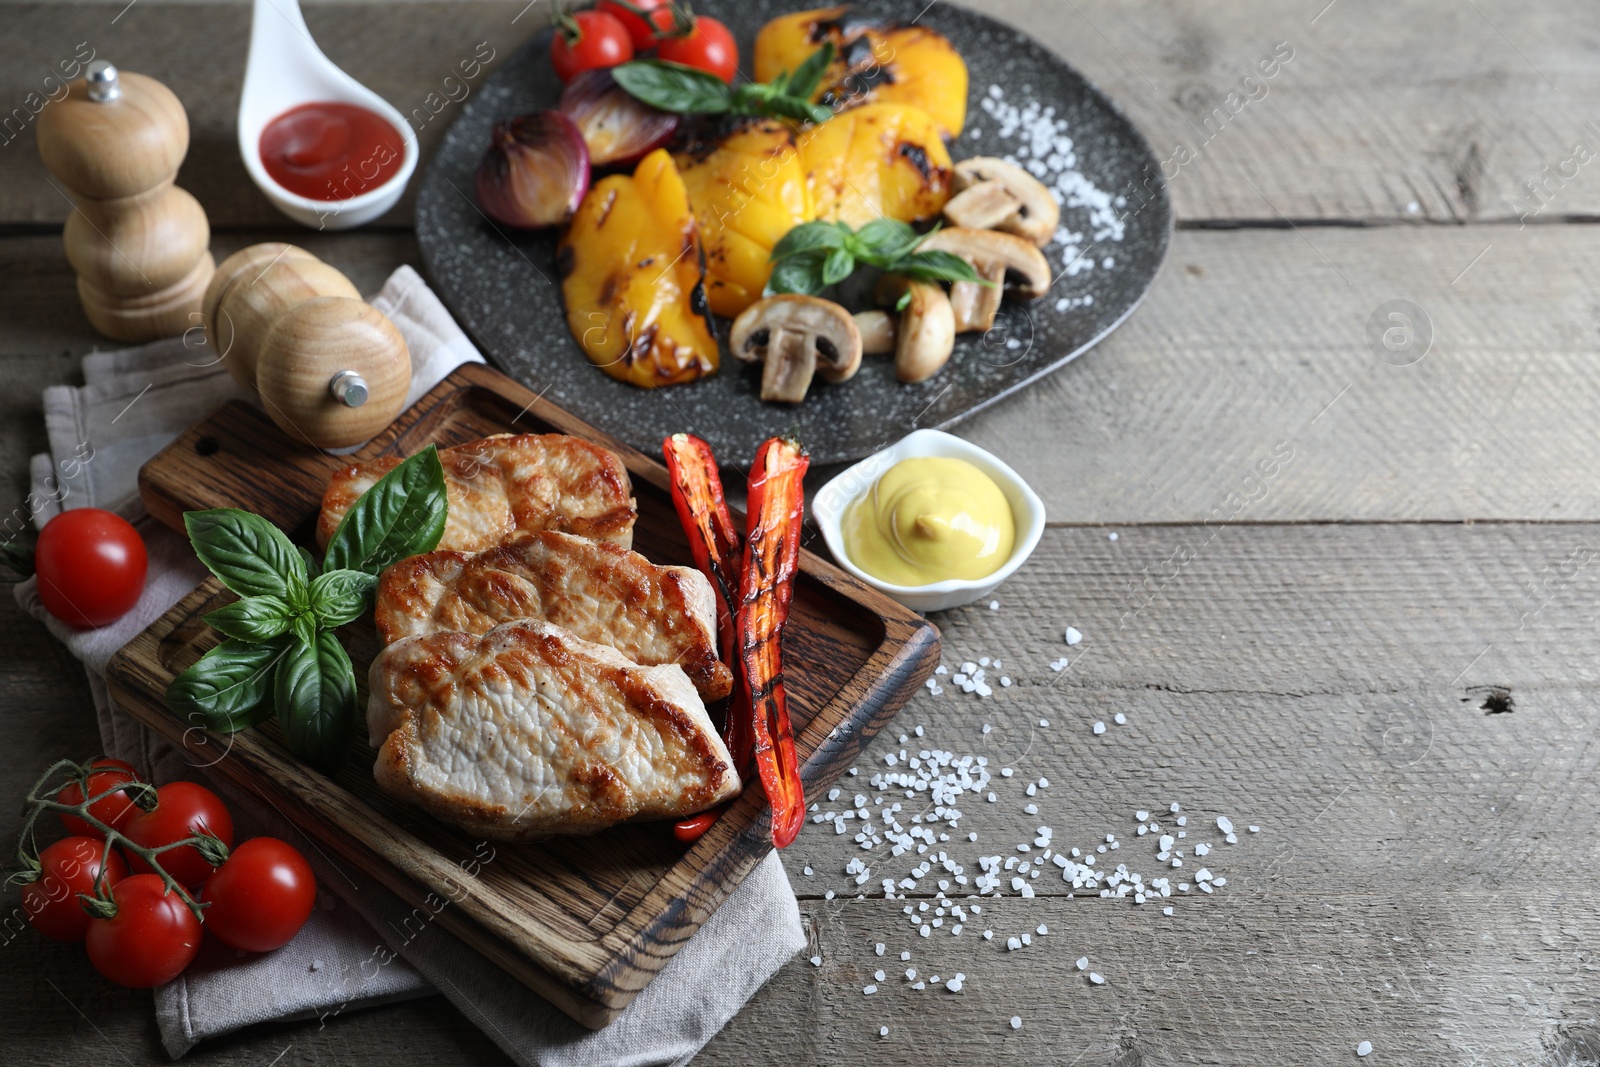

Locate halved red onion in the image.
[558,69,680,169]
[475,110,590,229]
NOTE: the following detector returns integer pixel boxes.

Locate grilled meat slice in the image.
[375,531,733,702]
[318,433,636,553]
[367,620,740,839]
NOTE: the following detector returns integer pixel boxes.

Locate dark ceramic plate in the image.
[415,1,1171,465]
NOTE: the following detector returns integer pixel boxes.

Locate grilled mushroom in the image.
[854,310,897,354]
[874,276,957,383]
[730,294,863,404]
[944,157,1060,246]
[917,227,1051,333]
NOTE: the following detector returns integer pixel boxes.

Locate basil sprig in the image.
[612,42,836,124]
[165,446,448,774]
[765,218,986,297]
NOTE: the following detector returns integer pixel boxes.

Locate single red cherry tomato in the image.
[23,836,128,942]
[199,838,317,953]
[656,16,738,84]
[57,758,143,839]
[34,507,147,629]
[550,10,635,84]
[598,0,677,50]
[84,874,201,988]
[123,781,234,887]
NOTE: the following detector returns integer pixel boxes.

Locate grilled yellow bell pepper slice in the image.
[796,102,953,229]
[558,149,719,389]
[754,6,969,139]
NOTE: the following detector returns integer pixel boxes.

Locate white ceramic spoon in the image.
[237,0,419,229]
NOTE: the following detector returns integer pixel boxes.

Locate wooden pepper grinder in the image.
[203,243,411,450]
[35,60,215,342]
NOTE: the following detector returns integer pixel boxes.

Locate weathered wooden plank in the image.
[0,231,418,359]
[699,892,1600,1066]
[7,523,1600,1060]
[5,0,1600,225]
[1,1,531,228]
[958,224,1600,523]
[10,222,1600,522]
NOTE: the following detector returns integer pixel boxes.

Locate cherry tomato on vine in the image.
[23,836,128,942]
[656,16,738,83]
[550,9,635,83]
[35,507,147,629]
[123,781,234,887]
[199,838,317,952]
[598,0,678,50]
[84,874,201,988]
[57,757,143,838]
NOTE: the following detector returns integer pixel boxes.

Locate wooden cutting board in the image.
[104,363,940,1029]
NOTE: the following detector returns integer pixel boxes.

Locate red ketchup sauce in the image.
[259,101,406,201]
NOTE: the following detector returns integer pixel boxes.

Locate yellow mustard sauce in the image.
[843,456,1016,586]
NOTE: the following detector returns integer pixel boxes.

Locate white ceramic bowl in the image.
[237,0,418,230]
[814,429,1046,613]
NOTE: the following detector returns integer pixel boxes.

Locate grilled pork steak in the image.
[367,620,740,839]
[374,531,733,701]
[318,433,636,553]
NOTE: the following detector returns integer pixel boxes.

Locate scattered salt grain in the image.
[1010,1016,1023,1030]
[1114,713,1126,725]
[1356,1040,1373,1057]
[1064,627,1082,645]
[1088,972,1105,985]
[1217,816,1234,835]
[1249,825,1261,833]
[1092,722,1106,734]
[879,1026,889,1037]
[875,943,885,956]
[1108,532,1118,541]
[1039,719,1050,727]
[1076,957,1088,970]
[863,985,877,995]
[810,956,822,967]
[989,600,999,611]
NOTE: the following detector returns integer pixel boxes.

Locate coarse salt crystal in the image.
[1356,1041,1372,1057]
[1089,972,1105,985]
[1075,956,1088,970]
[1092,722,1106,734]
[810,956,822,966]
[1010,1016,1023,1030]
[880,1026,889,1037]
[1064,627,1082,645]
[863,985,878,995]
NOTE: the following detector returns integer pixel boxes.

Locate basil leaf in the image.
[204,595,293,642]
[165,636,289,732]
[291,610,316,649]
[886,249,987,285]
[275,630,357,775]
[298,545,320,579]
[855,218,921,262]
[185,509,307,599]
[787,41,835,101]
[765,249,830,296]
[770,221,847,262]
[821,246,856,286]
[310,569,378,629]
[763,95,834,125]
[613,60,732,115]
[323,447,448,577]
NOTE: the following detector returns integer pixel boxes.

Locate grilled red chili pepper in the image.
[737,436,809,848]
[662,433,750,769]
[671,808,723,843]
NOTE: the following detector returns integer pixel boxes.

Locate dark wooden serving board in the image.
[104,363,940,1029]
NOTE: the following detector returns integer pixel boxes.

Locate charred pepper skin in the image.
[663,433,749,769]
[737,436,810,848]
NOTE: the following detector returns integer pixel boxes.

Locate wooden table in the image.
[5,2,1598,1063]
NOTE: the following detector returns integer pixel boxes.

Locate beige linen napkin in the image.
[13,264,805,1063]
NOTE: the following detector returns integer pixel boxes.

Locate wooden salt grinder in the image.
[35,60,215,342]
